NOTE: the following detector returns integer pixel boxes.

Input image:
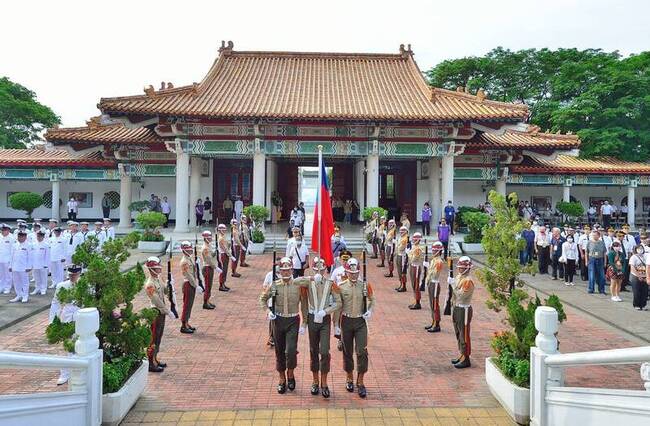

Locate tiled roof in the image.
[98,45,529,122]
[512,154,650,175]
[471,126,580,149]
[45,118,161,145]
[0,149,115,167]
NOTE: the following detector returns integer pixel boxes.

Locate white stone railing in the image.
[0,308,102,426]
[530,306,650,426]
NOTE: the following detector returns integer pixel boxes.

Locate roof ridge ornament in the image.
[219,40,234,55]
[86,116,102,129]
[144,85,156,98]
[476,88,486,102]
[399,43,413,57]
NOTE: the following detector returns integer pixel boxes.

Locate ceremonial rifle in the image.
[443,255,454,316]
[167,238,179,318]
[362,248,368,314]
[194,234,206,292]
[420,240,428,292]
[271,241,277,315]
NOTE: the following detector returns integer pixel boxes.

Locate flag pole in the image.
[317,144,323,262]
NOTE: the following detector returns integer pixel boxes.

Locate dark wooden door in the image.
[277,163,298,220]
[212,159,252,222]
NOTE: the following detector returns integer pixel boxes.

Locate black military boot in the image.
[454,356,471,369]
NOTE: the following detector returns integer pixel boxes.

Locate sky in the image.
[1,0,649,127]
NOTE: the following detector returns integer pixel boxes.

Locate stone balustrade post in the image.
[530,306,561,426]
[71,307,102,425]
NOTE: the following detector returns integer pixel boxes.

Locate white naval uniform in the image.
[87,228,106,249]
[0,233,14,292]
[31,240,50,293]
[104,226,115,241]
[65,232,84,265]
[10,241,32,299]
[49,236,66,287]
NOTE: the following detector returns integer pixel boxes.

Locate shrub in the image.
[556,201,584,224]
[122,231,142,249]
[252,228,265,243]
[128,200,150,213]
[135,211,166,242]
[362,207,387,222]
[462,211,490,243]
[243,205,269,224]
[456,206,481,227]
[479,191,566,388]
[9,192,44,219]
[46,237,156,394]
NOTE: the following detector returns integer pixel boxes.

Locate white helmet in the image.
[412,232,422,242]
[202,230,212,239]
[180,240,193,256]
[279,256,293,270]
[431,241,444,255]
[217,224,227,232]
[399,226,408,234]
[312,257,327,271]
[145,256,162,273]
[457,256,473,275]
[344,258,360,278]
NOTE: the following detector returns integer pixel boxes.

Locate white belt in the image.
[276,313,299,318]
[456,304,471,308]
[343,313,364,319]
[309,309,330,315]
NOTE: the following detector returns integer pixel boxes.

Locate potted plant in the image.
[362,207,387,252]
[478,191,566,424]
[243,204,270,254]
[46,237,156,426]
[9,192,44,220]
[460,210,489,253]
[135,211,167,252]
[456,206,481,233]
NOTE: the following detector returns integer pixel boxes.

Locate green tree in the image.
[426,48,649,160]
[9,192,44,220]
[0,77,60,148]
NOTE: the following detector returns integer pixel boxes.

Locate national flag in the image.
[311,151,335,266]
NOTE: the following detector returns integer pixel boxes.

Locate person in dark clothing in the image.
[550,228,565,280]
[520,223,535,265]
[203,197,212,225]
[444,201,455,235]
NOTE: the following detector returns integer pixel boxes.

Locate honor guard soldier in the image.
[30,230,50,295]
[451,256,475,369]
[406,232,424,310]
[49,264,82,385]
[239,215,251,267]
[144,257,173,372]
[377,216,387,267]
[424,242,445,332]
[331,249,352,351]
[259,257,310,394]
[48,227,66,289]
[300,257,341,398]
[395,226,410,292]
[339,257,375,398]
[229,219,242,278]
[0,224,14,294]
[9,229,32,303]
[216,224,233,291]
[179,241,199,334]
[384,219,396,278]
[364,211,380,259]
[200,230,220,309]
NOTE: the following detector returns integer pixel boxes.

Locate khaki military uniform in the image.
[180,255,197,326]
[407,242,424,304]
[377,222,387,266]
[425,256,445,327]
[452,275,475,357]
[385,227,396,276]
[395,235,410,289]
[230,227,241,275]
[240,223,250,267]
[201,242,217,304]
[218,234,230,287]
[338,279,375,374]
[259,277,310,372]
[145,275,171,366]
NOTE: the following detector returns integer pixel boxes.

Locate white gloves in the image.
[231,256,237,263]
[362,310,372,320]
[215,266,223,274]
[313,273,323,284]
[423,261,430,268]
[196,285,204,294]
[335,326,341,336]
[448,277,455,285]
[267,311,277,321]
[299,325,306,335]
[167,311,176,320]
[314,309,326,323]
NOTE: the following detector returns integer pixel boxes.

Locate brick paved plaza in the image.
[0,253,645,424]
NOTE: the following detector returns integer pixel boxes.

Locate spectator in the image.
[520,222,536,265]
[344,200,353,224]
[421,202,432,236]
[297,202,306,234]
[150,196,162,213]
[67,196,78,220]
[607,241,626,302]
[223,195,233,221]
[586,230,607,294]
[444,201,455,234]
[203,197,212,225]
[601,200,613,229]
[290,207,303,231]
[286,235,309,278]
[437,218,451,259]
[550,227,565,280]
[587,204,597,225]
[101,195,111,219]
[535,225,551,274]
[561,233,578,286]
[629,245,648,310]
[161,196,171,228]
[286,220,296,239]
[522,201,533,221]
[484,202,494,216]
[195,198,204,227]
[234,196,244,222]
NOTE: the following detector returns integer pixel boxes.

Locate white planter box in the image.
[249,242,265,255]
[461,242,484,254]
[485,357,530,425]
[137,241,167,253]
[102,361,148,426]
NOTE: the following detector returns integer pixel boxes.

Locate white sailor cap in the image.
[49,218,58,223]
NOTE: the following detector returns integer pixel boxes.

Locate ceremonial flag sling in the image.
[311,146,335,266]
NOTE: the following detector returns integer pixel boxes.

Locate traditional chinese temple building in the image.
[2,42,650,229]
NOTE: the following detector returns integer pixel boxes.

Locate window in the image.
[242,173,251,200]
[386,174,395,199]
[230,173,239,196]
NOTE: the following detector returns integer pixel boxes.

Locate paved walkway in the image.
[472,255,650,344]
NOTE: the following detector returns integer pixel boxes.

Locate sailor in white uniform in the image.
[9,229,32,303]
[48,227,66,289]
[0,224,14,294]
[30,230,50,295]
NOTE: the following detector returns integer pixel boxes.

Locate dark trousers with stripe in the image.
[341,316,369,374]
[181,281,196,325]
[147,312,165,364]
[452,306,473,357]
[219,253,229,286]
[273,316,299,372]
[203,266,214,303]
[308,313,331,373]
[231,246,240,274]
[410,265,422,303]
[427,281,441,325]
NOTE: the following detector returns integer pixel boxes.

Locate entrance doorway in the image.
[298,166,332,236]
